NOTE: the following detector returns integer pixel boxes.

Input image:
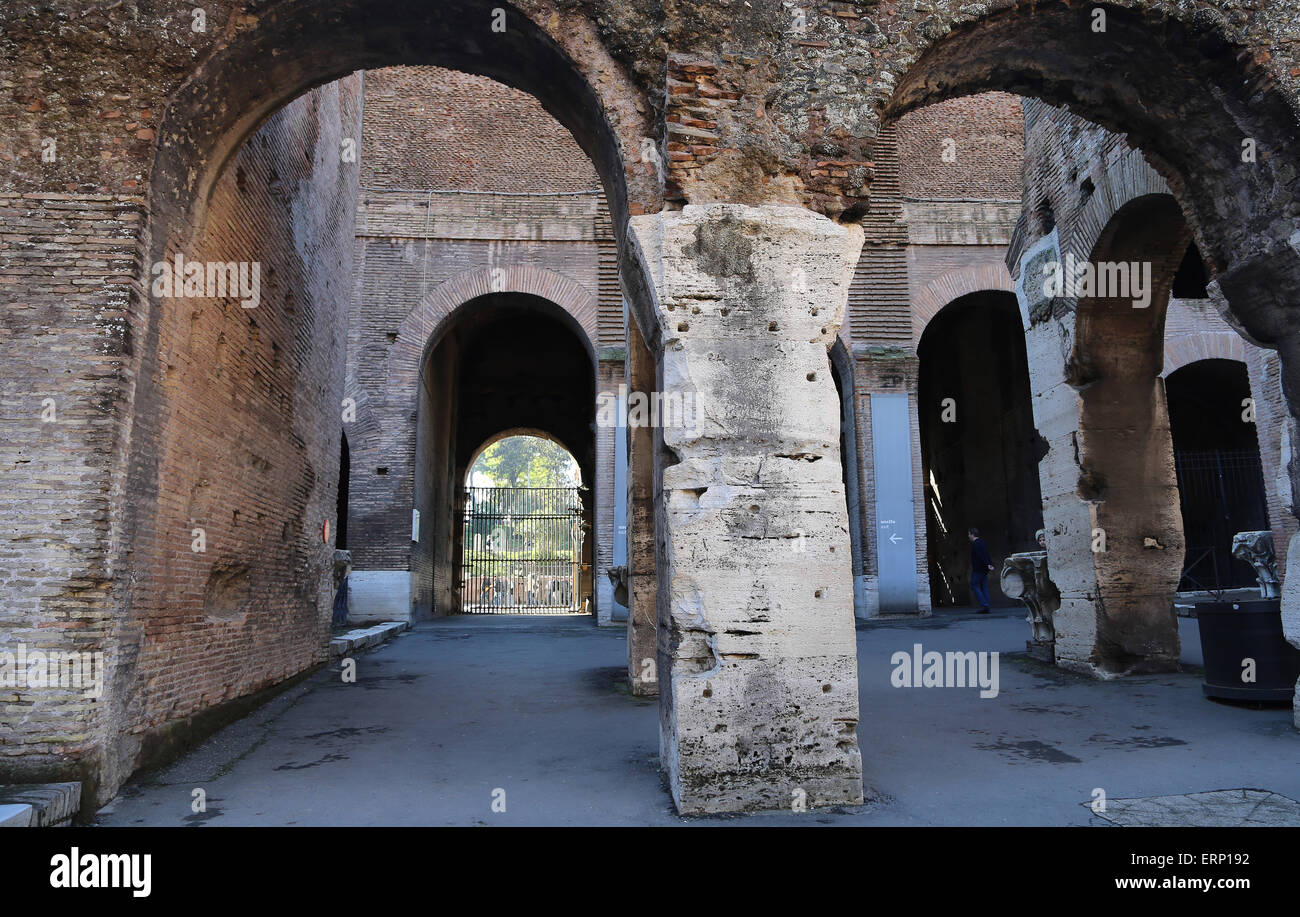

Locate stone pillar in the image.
[626,317,659,695]
[629,203,865,814]
[1017,231,1183,677]
[1245,346,1298,580]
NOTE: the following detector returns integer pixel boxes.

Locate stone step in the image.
[329,621,410,660]
[0,782,81,826]
[0,804,33,827]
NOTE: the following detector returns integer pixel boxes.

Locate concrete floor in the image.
[96,608,1300,826]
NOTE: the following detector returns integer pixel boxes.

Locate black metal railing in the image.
[1174,448,1269,592]
[460,486,584,614]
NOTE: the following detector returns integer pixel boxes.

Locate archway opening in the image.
[97,12,632,798]
[1167,359,1270,592]
[462,435,586,613]
[918,291,1044,608]
[414,293,595,619]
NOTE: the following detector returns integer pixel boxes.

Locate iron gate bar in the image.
[460,485,584,614]
[1173,448,1269,592]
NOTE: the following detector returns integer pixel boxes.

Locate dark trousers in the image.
[970,571,991,610]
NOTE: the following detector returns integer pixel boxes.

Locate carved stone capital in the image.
[1232,530,1281,599]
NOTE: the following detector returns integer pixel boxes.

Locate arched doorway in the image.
[83,3,642,802]
[917,291,1044,608]
[461,434,586,614]
[1166,359,1270,591]
[413,293,596,619]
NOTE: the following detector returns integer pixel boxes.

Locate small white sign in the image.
[412,508,421,542]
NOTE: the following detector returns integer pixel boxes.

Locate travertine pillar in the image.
[1017,232,1183,677]
[627,318,659,695]
[629,203,865,814]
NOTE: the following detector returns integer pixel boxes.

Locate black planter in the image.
[1196,599,1300,701]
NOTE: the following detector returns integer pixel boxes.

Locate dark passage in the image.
[919,292,1044,607]
[1166,359,1269,590]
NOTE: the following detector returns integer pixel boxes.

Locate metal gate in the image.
[1173,448,1269,592]
[460,486,585,614]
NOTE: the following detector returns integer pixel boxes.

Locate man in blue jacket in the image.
[968,527,994,614]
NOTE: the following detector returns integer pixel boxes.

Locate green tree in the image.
[472,435,579,488]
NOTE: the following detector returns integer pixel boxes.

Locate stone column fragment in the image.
[628,203,865,814]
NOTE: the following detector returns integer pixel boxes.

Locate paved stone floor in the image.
[96,609,1300,826]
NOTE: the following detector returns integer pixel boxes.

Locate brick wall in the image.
[360,67,600,193]
[896,93,1025,201]
[108,77,361,790]
[0,192,143,788]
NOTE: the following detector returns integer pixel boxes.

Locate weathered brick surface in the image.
[0,192,142,784]
[361,68,601,193]
[896,92,1024,201]
[0,77,362,799]
[105,78,363,794]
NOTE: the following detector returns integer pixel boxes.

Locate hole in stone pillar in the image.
[677,322,689,332]
[807,372,816,381]
[1036,198,1055,234]
[768,321,779,331]
[1077,467,1107,501]
[720,307,730,316]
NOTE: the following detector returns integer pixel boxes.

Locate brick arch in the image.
[1162,333,1248,378]
[389,265,599,390]
[147,0,656,250]
[464,427,586,482]
[1066,152,1171,265]
[911,264,1015,347]
[881,1,1300,289]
